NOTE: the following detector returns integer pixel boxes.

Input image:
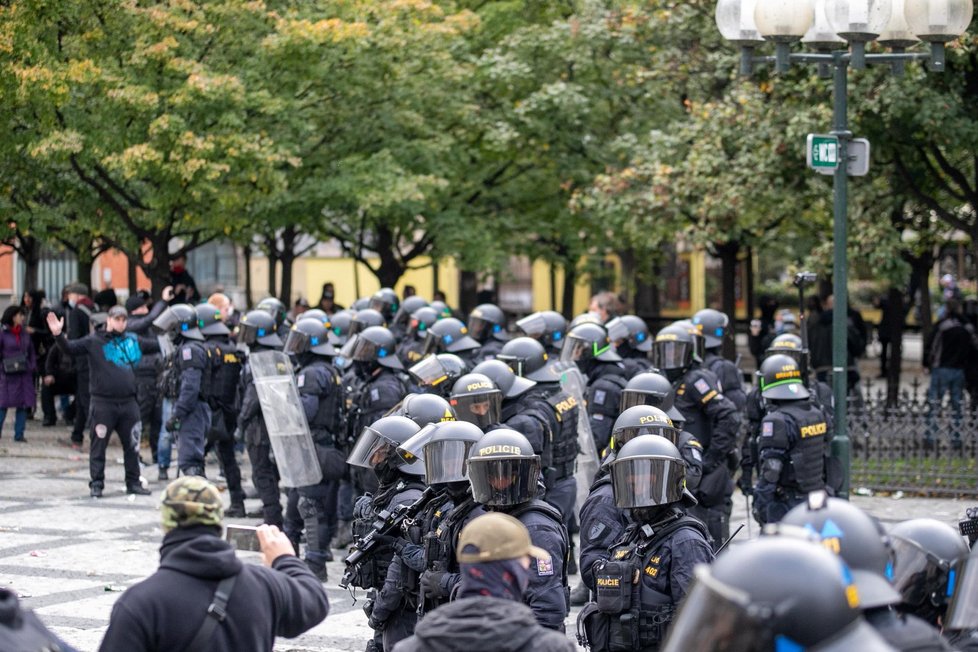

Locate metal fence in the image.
[849,377,978,497]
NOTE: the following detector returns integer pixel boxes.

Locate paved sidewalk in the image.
[1,416,972,651]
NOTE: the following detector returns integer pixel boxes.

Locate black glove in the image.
[420,570,447,601]
[737,471,753,497]
[373,534,406,554]
[166,416,181,432]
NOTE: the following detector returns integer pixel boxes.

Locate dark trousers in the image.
[175,402,210,473]
[545,476,577,532]
[214,436,245,503]
[247,440,283,527]
[89,398,141,489]
[136,375,162,462]
[297,480,339,570]
[71,369,91,442]
[690,496,732,551]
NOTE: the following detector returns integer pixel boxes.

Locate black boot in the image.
[570,582,590,606]
[225,501,246,518]
[90,482,104,499]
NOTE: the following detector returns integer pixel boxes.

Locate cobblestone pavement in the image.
[1,416,971,651]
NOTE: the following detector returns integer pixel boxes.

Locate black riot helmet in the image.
[767,333,809,379]
[392,296,428,331]
[610,405,680,450]
[889,518,969,625]
[605,315,653,354]
[283,317,337,357]
[620,371,685,425]
[153,304,204,341]
[651,323,697,378]
[516,310,567,351]
[421,318,480,356]
[610,435,686,509]
[195,304,230,337]
[237,309,283,348]
[496,336,557,383]
[326,309,353,346]
[560,322,622,375]
[467,303,508,344]
[347,415,424,478]
[467,429,541,507]
[407,306,441,341]
[390,393,457,428]
[256,297,288,328]
[367,287,399,322]
[781,492,902,609]
[352,296,371,311]
[407,353,467,398]
[339,326,403,370]
[692,308,730,349]
[472,359,536,399]
[569,312,603,330]
[397,421,485,485]
[450,373,503,429]
[429,300,453,319]
[301,308,329,325]
[759,354,811,400]
[349,308,387,337]
[663,537,890,652]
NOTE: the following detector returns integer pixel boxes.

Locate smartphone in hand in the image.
[225,524,262,552]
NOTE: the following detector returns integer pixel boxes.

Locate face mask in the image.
[664,368,684,383]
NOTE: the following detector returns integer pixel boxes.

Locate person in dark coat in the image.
[391,512,575,652]
[0,305,37,442]
[99,476,329,652]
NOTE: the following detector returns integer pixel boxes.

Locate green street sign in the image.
[807,134,839,172]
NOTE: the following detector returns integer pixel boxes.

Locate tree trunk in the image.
[549,265,557,312]
[144,243,171,300]
[908,252,934,361]
[561,263,576,319]
[127,253,138,295]
[266,234,279,302]
[745,246,755,322]
[885,286,905,407]
[619,249,636,311]
[716,241,740,360]
[77,257,93,293]
[243,243,253,309]
[278,225,298,304]
[20,236,40,292]
[459,271,478,315]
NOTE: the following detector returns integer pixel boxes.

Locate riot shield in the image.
[551,360,600,514]
[249,350,322,487]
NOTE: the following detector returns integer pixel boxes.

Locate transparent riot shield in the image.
[551,360,599,514]
[249,350,322,487]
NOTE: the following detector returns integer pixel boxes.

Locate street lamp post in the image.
[716,0,973,499]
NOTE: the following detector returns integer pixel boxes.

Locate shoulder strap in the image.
[185,573,237,652]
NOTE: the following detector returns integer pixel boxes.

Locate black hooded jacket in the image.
[390,595,574,652]
[98,526,329,652]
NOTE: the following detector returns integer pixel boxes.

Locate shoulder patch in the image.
[536,556,554,576]
[690,447,702,461]
[762,421,774,437]
[694,378,710,394]
[182,347,192,361]
[370,387,380,402]
[593,389,607,406]
[297,373,305,388]
[588,522,608,541]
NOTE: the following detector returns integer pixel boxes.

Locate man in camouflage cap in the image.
[99,477,330,651]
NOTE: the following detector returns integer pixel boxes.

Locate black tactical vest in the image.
[777,402,827,493]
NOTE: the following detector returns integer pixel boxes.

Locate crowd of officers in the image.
[52,283,978,651]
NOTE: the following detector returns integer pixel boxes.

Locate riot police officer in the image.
[605,315,655,378]
[781,493,952,651]
[396,306,440,367]
[578,407,702,606]
[406,353,467,398]
[346,416,427,652]
[652,322,741,546]
[375,421,485,643]
[350,308,388,337]
[236,309,285,527]
[449,373,504,430]
[562,322,629,452]
[467,303,508,363]
[195,303,245,516]
[661,537,894,652]
[326,309,354,347]
[890,518,969,628]
[283,316,346,581]
[620,371,687,426]
[368,287,400,324]
[579,435,713,651]
[752,354,831,525]
[390,296,428,341]
[257,296,289,331]
[421,317,481,368]
[516,310,568,355]
[155,304,211,478]
[388,392,457,428]
[692,309,746,410]
[467,429,569,631]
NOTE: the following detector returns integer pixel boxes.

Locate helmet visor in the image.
[346,426,397,470]
[237,321,270,346]
[468,457,540,506]
[408,355,454,389]
[662,567,772,652]
[467,316,493,343]
[610,456,685,508]
[152,308,180,334]
[946,555,978,630]
[620,389,668,411]
[652,341,692,370]
[890,536,947,607]
[451,391,502,429]
[613,424,680,447]
[340,334,395,363]
[425,439,476,484]
[605,318,629,344]
[282,329,312,356]
[560,334,617,363]
[395,423,438,464]
[368,296,393,315]
[516,313,546,338]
